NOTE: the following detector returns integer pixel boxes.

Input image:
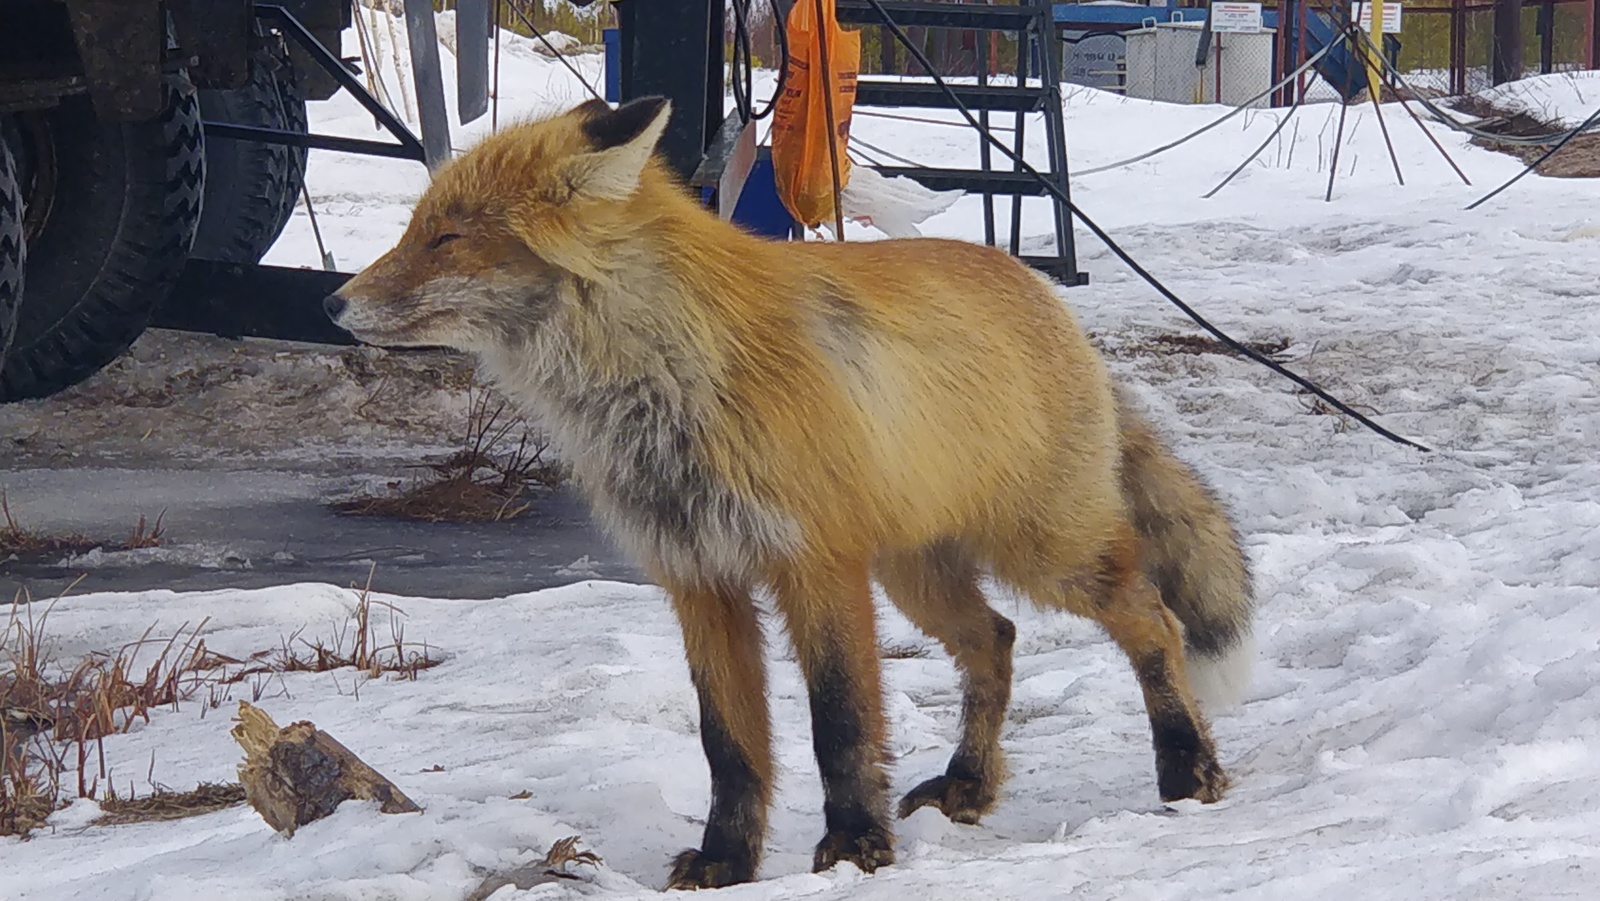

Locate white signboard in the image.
[1353,1,1404,33]
[1211,2,1263,33]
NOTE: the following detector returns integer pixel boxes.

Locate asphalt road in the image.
[1,467,644,602]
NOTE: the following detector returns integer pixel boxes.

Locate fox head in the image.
[324,96,674,351]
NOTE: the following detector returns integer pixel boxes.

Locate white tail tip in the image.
[1188,630,1256,712]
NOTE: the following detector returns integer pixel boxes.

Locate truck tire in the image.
[0,73,205,402]
[271,36,311,245]
[192,26,308,264]
[0,135,22,374]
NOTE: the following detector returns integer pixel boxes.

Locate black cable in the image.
[1204,88,1309,199]
[729,0,789,121]
[504,0,603,102]
[730,0,754,120]
[1466,99,1600,210]
[1337,25,1600,209]
[859,0,1431,452]
[756,0,790,120]
[1351,26,1600,148]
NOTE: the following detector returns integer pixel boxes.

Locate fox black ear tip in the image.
[583,96,674,149]
[622,96,671,120]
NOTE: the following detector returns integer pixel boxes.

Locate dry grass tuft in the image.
[210,568,442,692]
[1,491,167,562]
[1088,331,1291,362]
[92,782,247,826]
[539,835,604,874]
[123,512,166,551]
[1449,93,1600,178]
[879,641,933,660]
[1,493,99,560]
[1,570,437,836]
[1133,333,1291,360]
[465,835,604,900]
[331,391,567,523]
[1296,391,1380,433]
[2,592,221,835]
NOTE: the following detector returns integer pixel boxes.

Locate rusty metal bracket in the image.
[169,0,255,91]
[62,0,166,121]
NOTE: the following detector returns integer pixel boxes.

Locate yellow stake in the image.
[1364,0,1386,103]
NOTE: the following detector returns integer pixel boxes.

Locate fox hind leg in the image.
[878,541,1016,825]
[772,557,896,876]
[663,582,773,890]
[1077,532,1230,803]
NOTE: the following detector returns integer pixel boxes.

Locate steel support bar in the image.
[202,121,426,160]
[255,3,427,162]
[154,259,357,345]
[400,0,453,168]
[616,0,725,181]
[456,0,491,124]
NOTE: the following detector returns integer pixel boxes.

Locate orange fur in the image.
[330,97,1254,889]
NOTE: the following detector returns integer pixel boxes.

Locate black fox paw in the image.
[897,774,996,825]
[812,826,895,875]
[665,848,752,890]
[1158,750,1231,804]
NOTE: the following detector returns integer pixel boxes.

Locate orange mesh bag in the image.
[770,0,860,230]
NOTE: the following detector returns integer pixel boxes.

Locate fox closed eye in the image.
[429,232,464,250]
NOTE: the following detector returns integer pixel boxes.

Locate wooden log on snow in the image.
[230,700,420,837]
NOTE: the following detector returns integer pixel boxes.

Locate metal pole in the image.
[400,0,453,169]
[1492,0,1524,84]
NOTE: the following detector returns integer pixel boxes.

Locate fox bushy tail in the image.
[1115,391,1255,709]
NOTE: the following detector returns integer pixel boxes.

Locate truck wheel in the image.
[0,73,205,402]
[0,134,22,374]
[192,26,308,264]
[271,32,311,245]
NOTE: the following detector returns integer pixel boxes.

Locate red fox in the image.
[327,97,1254,889]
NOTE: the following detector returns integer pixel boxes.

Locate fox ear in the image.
[568,96,672,200]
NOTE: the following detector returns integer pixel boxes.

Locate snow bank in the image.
[6,9,1600,901]
[1473,70,1600,127]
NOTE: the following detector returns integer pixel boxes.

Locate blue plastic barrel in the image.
[602,28,620,102]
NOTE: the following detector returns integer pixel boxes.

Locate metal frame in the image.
[616,0,728,181]
[841,1,1085,285]
[157,1,425,343]
[199,3,427,162]
[165,0,763,345]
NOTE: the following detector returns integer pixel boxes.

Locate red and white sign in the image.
[1353,1,1404,33]
[1211,2,1264,33]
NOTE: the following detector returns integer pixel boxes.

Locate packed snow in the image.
[5,11,1600,901]
[1474,70,1600,127]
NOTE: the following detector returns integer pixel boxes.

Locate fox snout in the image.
[323,293,347,322]
[322,282,395,346]
[321,273,432,348]
[324,94,677,353]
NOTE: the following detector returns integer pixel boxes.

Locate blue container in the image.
[602,28,621,102]
[698,148,796,240]
[730,151,796,240]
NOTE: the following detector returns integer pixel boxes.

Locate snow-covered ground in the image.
[5,14,1600,901]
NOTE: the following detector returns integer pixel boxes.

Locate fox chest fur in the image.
[484,331,805,587]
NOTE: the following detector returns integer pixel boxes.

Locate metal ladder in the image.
[836,1,1085,285]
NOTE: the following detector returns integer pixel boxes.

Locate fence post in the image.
[1492,0,1523,84]
[1274,0,1290,106]
[1451,0,1466,93]
[1589,0,1599,68]
[1538,0,1554,74]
